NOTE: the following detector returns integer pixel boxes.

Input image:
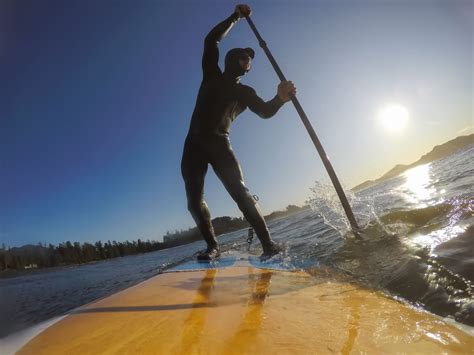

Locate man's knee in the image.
[187,198,209,217]
[230,183,256,208]
[187,198,201,213]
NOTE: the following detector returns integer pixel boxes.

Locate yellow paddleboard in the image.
[18,254,473,354]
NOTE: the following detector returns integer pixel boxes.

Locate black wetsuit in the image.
[181,13,284,251]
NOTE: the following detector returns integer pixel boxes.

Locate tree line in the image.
[0,239,166,272]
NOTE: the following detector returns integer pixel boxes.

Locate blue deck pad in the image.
[165,256,237,272]
[248,256,298,271]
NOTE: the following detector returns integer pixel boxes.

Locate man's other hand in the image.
[235,4,252,18]
[277,81,297,102]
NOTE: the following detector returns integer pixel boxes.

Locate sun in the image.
[377,104,410,131]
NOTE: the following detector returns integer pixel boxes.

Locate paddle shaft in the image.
[245,16,361,236]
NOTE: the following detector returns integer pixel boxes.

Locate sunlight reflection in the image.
[399,164,437,207]
[410,225,466,252]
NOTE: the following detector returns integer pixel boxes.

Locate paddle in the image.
[245,16,362,238]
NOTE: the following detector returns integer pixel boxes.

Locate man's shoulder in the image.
[202,72,223,84]
[238,83,256,95]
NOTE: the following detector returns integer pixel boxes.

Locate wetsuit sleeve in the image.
[202,13,240,78]
[244,87,285,119]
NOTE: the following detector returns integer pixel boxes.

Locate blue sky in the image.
[1,0,472,246]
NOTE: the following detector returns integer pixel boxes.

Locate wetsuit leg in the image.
[209,137,274,248]
[181,138,218,249]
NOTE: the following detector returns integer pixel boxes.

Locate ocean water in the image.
[0,145,472,340]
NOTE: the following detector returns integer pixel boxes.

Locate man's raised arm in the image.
[245,81,297,119]
[202,5,251,78]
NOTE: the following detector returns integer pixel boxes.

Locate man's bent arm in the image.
[202,12,240,78]
[245,87,285,119]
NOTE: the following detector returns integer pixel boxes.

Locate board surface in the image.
[18,255,473,354]
[166,256,238,272]
[165,253,297,272]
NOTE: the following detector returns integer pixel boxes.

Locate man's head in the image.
[224,47,255,78]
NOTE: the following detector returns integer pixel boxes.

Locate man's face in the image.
[239,53,252,73]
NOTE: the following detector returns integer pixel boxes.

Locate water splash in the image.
[307,181,384,236]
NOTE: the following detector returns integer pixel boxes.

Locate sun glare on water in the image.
[377,104,410,131]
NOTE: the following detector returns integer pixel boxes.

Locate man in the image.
[182,4,296,261]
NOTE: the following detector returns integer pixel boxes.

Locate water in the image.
[1,145,473,340]
[307,144,474,326]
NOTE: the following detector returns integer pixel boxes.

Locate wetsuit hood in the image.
[224,47,255,79]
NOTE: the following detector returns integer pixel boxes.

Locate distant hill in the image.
[9,244,49,256]
[352,134,474,192]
